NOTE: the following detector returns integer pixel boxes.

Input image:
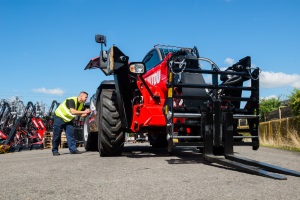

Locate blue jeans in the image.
[52,115,77,153]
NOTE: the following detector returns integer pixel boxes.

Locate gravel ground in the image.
[1,143,300,200]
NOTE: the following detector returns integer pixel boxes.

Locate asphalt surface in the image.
[1,143,300,200]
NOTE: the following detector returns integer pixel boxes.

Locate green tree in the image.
[288,88,300,116]
[259,97,281,121]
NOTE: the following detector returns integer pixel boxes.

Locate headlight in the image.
[129,62,146,74]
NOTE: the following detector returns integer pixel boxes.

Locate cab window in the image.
[142,49,161,71]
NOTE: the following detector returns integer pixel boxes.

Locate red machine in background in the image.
[0,101,11,142]
[4,102,46,151]
[43,100,59,132]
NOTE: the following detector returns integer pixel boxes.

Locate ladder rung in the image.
[233,136,259,139]
[172,136,202,139]
[233,114,259,119]
[173,113,201,118]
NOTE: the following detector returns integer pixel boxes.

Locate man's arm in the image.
[67,99,90,116]
[70,108,90,116]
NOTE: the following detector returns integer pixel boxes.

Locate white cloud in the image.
[260,71,300,88]
[260,95,278,100]
[291,81,300,88]
[224,58,235,66]
[33,88,65,95]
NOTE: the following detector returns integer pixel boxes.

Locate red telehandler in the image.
[83,34,300,180]
[0,100,12,153]
[4,102,45,151]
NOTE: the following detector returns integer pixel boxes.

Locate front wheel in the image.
[98,89,124,157]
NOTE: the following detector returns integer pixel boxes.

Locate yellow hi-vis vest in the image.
[55,97,84,122]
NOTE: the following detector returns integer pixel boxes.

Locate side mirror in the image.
[129,62,146,75]
[95,34,106,46]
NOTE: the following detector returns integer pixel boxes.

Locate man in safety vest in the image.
[52,91,90,156]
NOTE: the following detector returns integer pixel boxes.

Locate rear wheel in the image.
[83,117,98,151]
[98,89,124,156]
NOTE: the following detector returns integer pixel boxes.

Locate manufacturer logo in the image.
[145,70,161,85]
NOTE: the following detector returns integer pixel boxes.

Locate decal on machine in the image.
[145,70,161,85]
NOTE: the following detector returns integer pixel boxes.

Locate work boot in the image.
[53,152,60,156]
[70,150,82,154]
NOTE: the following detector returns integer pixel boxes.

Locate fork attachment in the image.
[203,111,300,180]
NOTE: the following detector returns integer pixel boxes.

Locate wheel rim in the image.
[83,117,89,143]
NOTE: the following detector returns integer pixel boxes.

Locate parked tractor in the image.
[83,34,300,179]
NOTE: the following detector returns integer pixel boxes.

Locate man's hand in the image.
[70,108,91,116]
[81,109,91,117]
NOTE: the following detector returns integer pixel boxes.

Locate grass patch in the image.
[238,124,300,152]
[259,129,300,152]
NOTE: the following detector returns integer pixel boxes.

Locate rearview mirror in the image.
[95,34,106,46]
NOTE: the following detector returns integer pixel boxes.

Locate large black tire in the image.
[83,117,98,151]
[98,89,124,157]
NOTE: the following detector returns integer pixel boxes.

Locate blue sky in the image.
[1,0,300,109]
